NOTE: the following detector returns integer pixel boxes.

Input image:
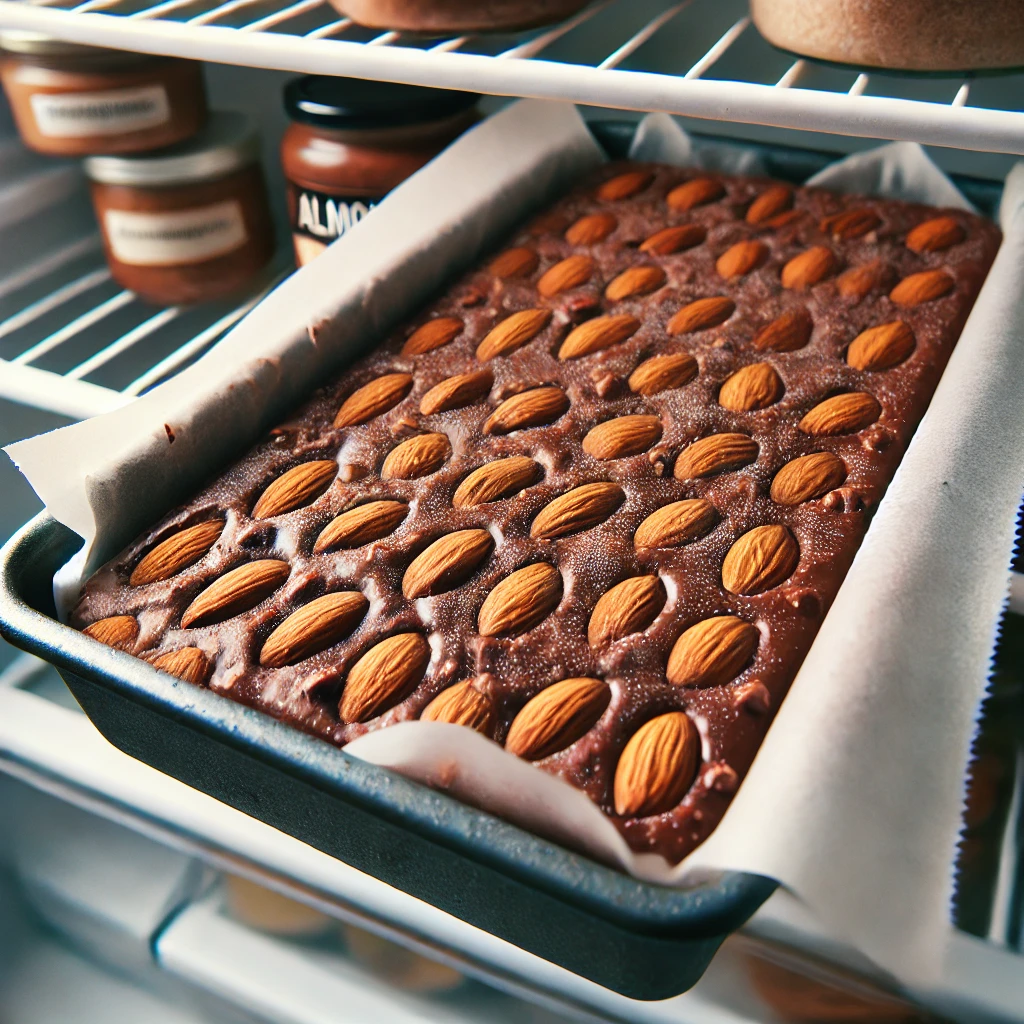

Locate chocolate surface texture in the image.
[74,164,1001,865]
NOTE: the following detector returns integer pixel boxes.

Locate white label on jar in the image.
[29,85,170,138]
[104,202,248,267]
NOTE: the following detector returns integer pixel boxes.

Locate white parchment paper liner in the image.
[7,102,1024,984]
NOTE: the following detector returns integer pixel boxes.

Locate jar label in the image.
[29,85,171,138]
[288,184,380,265]
[104,202,248,267]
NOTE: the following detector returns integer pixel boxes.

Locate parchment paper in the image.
[7,101,1024,984]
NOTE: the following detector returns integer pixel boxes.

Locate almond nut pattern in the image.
[489,247,538,279]
[667,177,725,211]
[716,240,769,279]
[781,246,838,290]
[565,213,617,245]
[628,352,698,395]
[314,501,408,552]
[477,309,552,361]
[452,456,540,507]
[722,525,800,595]
[505,677,610,760]
[340,632,430,723]
[634,499,717,549]
[402,530,494,598]
[639,223,706,255]
[421,679,496,736]
[260,592,368,667]
[890,270,954,306]
[588,576,665,647]
[252,461,337,519]
[751,307,812,353]
[718,362,784,412]
[771,452,847,505]
[675,433,758,479]
[151,647,211,685]
[420,369,493,415]
[596,170,652,201]
[800,392,881,436]
[746,185,792,225]
[131,520,224,586]
[483,386,569,434]
[667,616,759,688]
[906,216,964,253]
[605,266,666,301]
[582,415,663,460]
[614,712,699,817]
[478,563,562,637]
[667,296,735,335]
[381,433,451,480]
[83,615,139,651]
[402,317,462,355]
[558,314,640,360]
[334,374,413,428]
[530,482,625,540]
[538,254,595,297]
[846,321,915,372]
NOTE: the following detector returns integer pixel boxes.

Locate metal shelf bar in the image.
[12,290,135,366]
[188,0,264,27]
[498,0,615,61]
[0,266,110,342]
[684,15,750,80]
[597,0,690,71]
[240,0,323,33]
[303,16,348,39]
[0,235,101,304]
[65,305,181,380]
[775,60,805,89]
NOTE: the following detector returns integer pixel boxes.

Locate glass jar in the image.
[84,112,275,306]
[0,31,206,157]
[280,76,478,267]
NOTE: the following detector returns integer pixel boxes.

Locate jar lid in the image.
[84,112,260,187]
[0,30,127,58]
[284,76,479,131]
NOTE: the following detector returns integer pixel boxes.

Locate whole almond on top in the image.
[314,500,408,552]
[675,433,758,479]
[340,632,430,724]
[403,317,463,356]
[716,240,769,279]
[583,415,663,460]
[906,216,964,253]
[420,369,493,416]
[483,385,569,434]
[558,314,640,360]
[751,307,813,353]
[781,246,838,290]
[83,615,139,651]
[252,460,337,519]
[596,170,653,201]
[131,520,224,586]
[421,678,496,736]
[746,185,793,225]
[588,575,665,647]
[537,254,595,297]
[182,559,290,629]
[667,177,725,211]
[260,591,369,667]
[565,212,617,245]
[381,433,451,480]
[846,320,915,371]
[505,677,610,760]
[639,223,706,255]
[667,296,735,335]
[629,352,698,395]
[334,373,413,428]
[799,392,881,436]
[635,498,717,549]
[614,712,699,817]
[718,362,784,412]
[478,562,562,637]
[605,266,666,302]
[453,456,540,507]
[403,530,494,599]
[529,210,570,236]
[489,246,538,279]
[531,482,625,540]
[477,308,552,361]
[667,616,759,688]
[890,270,954,306]
[836,260,895,301]
[771,452,847,505]
[721,524,799,595]
[151,648,210,685]
[820,208,880,240]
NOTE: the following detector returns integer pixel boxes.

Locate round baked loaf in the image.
[751,0,1024,71]
[330,0,590,32]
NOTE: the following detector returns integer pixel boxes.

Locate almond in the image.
[605,265,666,302]
[530,210,570,236]
[890,269,954,306]
[381,433,450,480]
[565,213,617,245]
[667,616,758,688]
[628,352,698,395]
[588,576,665,647]
[530,482,624,540]
[82,615,138,651]
[537,254,595,297]
[583,414,662,460]
[340,632,430,724]
[505,677,609,760]
[906,216,964,254]
[675,433,758,479]
[846,320,915,371]
[821,208,881,240]
[558,314,640,360]
[718,362,784,412]
[453,456,540,507]
[836,260,895,301]
[314,500,408,552]
[614,712,699,817]
[667,177,725,211]
[635,498,717,549]
[596,170,653,201]
[421,678,496,736]
[766,208,806,230]
[260,591,368,667]
[334,373,413,428]
[716,240,769,279]
[639,223,706,255]
[182,559,290,629]
[151,647,210,685]
[402,317,463,356]
[483,385,569,434]
[799,392,881,436]
[130,520,223,586]
[489,246,538,279]
[667,296,735,335]
[771,452,847,505]
[746,185,793,225]
[721,524,799,595]
[478,562,562,637]
[252,460,337,519]
[420,369,493,415]
[402,529,494,599]
[476,309,552,361]
[751,307,812,353]
[781,246,838,290]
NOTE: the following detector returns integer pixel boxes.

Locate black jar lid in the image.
[284,76,479,131]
